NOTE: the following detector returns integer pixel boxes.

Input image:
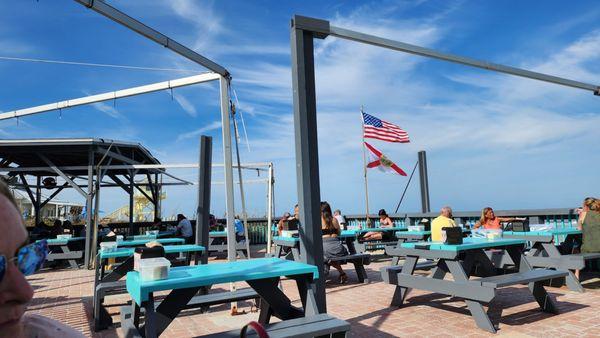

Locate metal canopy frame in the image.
[289,15,600,313]
[0,0,241,267]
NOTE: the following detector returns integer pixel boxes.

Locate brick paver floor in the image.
[25,249,600,337]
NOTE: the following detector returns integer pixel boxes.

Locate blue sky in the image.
[0,1,599,219]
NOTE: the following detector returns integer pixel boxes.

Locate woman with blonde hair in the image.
[473,207,519,229]
[575,197,600,279]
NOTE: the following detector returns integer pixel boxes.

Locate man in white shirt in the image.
[334,209,347,230]
[176,214,194,244]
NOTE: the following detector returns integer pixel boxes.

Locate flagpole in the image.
[360,105,371,228]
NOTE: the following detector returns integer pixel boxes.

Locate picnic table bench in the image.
[343,227,407,253]
[381,238,568,333]
[41,236,86,269]
[273,236,370,283]
[93,244,204,331]
[208,231,248,258]
[198,313,351,338]
[120,258,338,338]
[503,228,594,292]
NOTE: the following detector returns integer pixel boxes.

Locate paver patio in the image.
[25,249,600,337]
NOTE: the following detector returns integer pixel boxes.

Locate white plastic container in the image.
[138,257,171,281]
[57,234,73,240]
[407,225,425,232]
[486,229,503,241]
[116,235,124,243]
[100,241,118,253]
[281,230,298,238]
[146,230,159,236]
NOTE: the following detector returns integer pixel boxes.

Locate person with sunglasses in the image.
[0,181,84,337]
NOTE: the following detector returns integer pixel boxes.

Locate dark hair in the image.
[321,201,334,230]
[177,214,186,221]
[378,209,388,217]
[53,219,62,227]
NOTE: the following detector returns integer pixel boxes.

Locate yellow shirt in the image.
[431,215,456,242]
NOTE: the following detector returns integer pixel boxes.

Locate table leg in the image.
[291,246,301,261]
[61,245,79,269]
[445,259,496,333]
[539,243,584,292]
[530,281,558,314]
[390,238,406,266]
[247,277,304,324]
[144,294,157,338]
[391,256,418,307]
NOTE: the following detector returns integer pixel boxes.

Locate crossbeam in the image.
[0,73,220,120]
[73,0,229,78]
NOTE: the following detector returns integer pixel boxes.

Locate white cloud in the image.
[90,101,122,120]
[176,120,222,142]
[172,93,197,117]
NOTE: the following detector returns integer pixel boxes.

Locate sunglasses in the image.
[0,240,48,283]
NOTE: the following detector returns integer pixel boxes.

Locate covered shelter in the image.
[0,138,171,265]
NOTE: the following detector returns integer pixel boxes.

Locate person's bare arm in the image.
[473,221,482,229]
[333,218,341,235]
[578,211,587,231]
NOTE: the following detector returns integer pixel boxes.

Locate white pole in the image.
[266,163,274,253]
[0,73,221,121]
[219,76,238,312]
[360,107,371,227]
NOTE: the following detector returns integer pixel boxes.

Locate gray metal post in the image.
[154,173,161,219]
[34,176,41,226]
[128,171,135,235]
[84,150,94,267]
[196,136,212,265]
[291,15,330,313]
[418,151,431,213]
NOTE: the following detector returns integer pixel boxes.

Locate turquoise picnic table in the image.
[93,244,205,331]
[503,227,585,292]
[341,227,407,253]
[271,235,370,283]
[122,257,319,338]
[382,237,567,333]
[40,236,86,269]
[208,230,247,257]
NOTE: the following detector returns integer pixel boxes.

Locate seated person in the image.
[431,206,457,242]
[321,201,348,284]
[0,180,84,337]
[234,216,245,242]
[361,209,394,241]
[150,217,163,232]
[333,209,347,230]
[209,214,218,231]
[51,219,64,237]
[176,214,194,244]
[473,207,520,229]
[277,212,292,236]
[576,197,600,279]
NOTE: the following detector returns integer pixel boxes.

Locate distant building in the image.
[12,190,83,225]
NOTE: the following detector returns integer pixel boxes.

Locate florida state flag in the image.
[364,142,407,176]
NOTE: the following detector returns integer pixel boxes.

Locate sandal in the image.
[339,272,348,284]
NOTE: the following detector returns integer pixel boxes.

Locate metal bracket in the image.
[291,15,330,39]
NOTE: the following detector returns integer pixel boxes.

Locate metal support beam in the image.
[73,0,229,78]
[266,163,274,253]
[220,76,236,263]
[128,171,135,234]
[84,150,94,267]
[418,151,430,213]
[38,153,88,198]
[327,25,600,94]
[196,136,212,265]
[35,176,41,226]
[290,15,328,313]
[0,73,221,121]
[39,179,73,209]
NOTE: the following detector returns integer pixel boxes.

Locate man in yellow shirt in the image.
[431,206,457,242]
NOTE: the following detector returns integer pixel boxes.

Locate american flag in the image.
[362,112,410,143]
